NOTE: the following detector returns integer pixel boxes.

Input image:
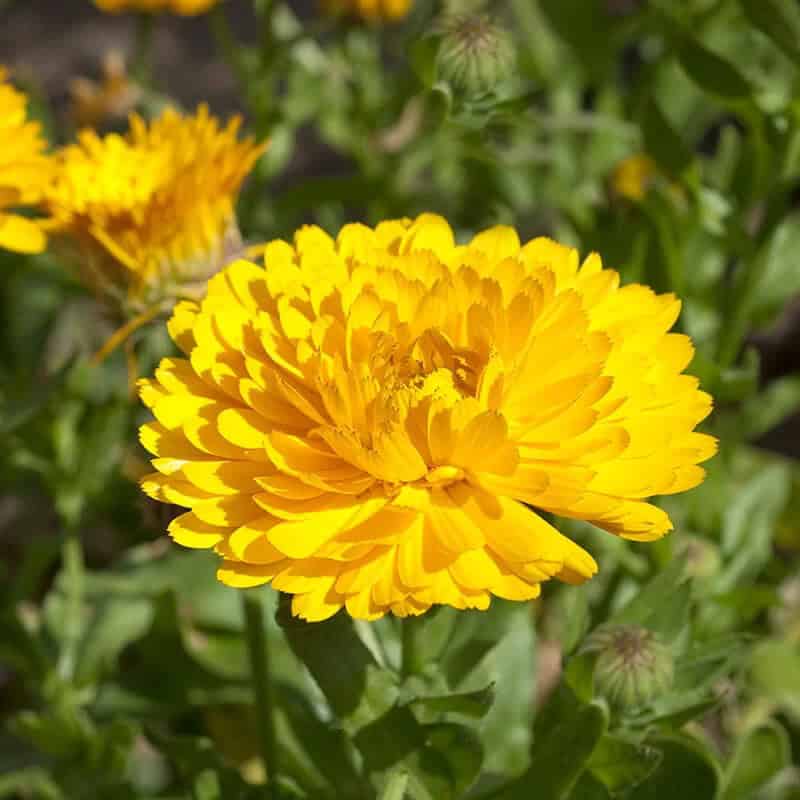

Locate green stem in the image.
[132,13,155,86]
[242,591,278,796]
[58,527,85,681]
[401,616,421,678]
[209,4,251,90]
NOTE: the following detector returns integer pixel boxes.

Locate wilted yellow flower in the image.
[44,105,265,311]
[611,154,658,202]
[94,0,218,14]
[0,68,51,254]
[323,0,412,23]
[139,214,716,621]
[69,51,142,130]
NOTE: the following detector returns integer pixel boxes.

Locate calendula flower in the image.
[44,105,265,312]
[0,68,51,254]
[93,0,218,14]
[69,51,142,130]
[139,214,716,621]
[323,0,412,23]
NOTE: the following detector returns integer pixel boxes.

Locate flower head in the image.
[323,0,412,23]
[138,214,716,621]
[44,105,265,311]
[94,0,218,14]
[0,68,51,254]
[437,14,515,94]
[584,624,675,708]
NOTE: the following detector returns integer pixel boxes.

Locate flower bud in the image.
[437,14,515,94]
[583,624,674,709]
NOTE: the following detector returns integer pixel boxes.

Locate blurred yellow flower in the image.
[0,68,51,254]
[44,105,265,311]
[323,0,412,23]
[611,154,658,202]
[94,0,219,14]
[69,51,142,130]
[138,214,716,621]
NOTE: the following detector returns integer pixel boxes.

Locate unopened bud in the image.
[437,14,515,94]
[583,624,674,709]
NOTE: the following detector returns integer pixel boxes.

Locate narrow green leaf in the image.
[612,558,690,643]
[408,685,495,720]
[641,97,693,177]
[739,0,800,64]
[677,35,752,99]
[411,35,441,89]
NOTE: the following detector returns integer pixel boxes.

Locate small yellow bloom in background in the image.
[93,0,219,14]
[323,0,412,23]
[0,68,51,254]
[611,154,659,202]
[69,51,142,131]
[43,105,265,313]
[138,214,716,621]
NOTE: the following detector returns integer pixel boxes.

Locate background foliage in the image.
[2,0,800,797]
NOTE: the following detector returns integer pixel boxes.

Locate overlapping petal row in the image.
[0,68,52,254]
[139,214,716,621]
[44,105,264,307]
[323,0,412,23]
[94,0,218,15]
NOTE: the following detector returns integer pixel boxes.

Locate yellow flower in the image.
[44,105,265,311]
[0,68,51,254]
[323,0,412,23]
[611,154,658,202]
[138,214,716,621]
[93,0,219,14]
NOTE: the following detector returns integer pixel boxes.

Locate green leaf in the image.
[641,97,694,178]
[739,0,800,64]
[408,685,495,719]
[75,597,153,683]
[498,687,608,799]
[411,35,441,89]
[676,34,752,99]
[277,683,368,797]
[152,733,262,800]
[380,769,410,800]
[633,735,721,800]
[0,768,63,800]
[714,462,791,592]
[743,375,800,438]
[612,558,691,643]
[539,0,619,76]
[721,722,792,800]
[750,639,800,716]
[588,735,661,794]
[278,603,398,734]
[409,723,484,800]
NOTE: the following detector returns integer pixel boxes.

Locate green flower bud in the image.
[583,624,674,709]
[436,14,515,94]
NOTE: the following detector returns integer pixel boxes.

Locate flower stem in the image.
[58,526,84,681]
[401,615,422,678]
[132,13,155,87]
[241,591,278,795]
